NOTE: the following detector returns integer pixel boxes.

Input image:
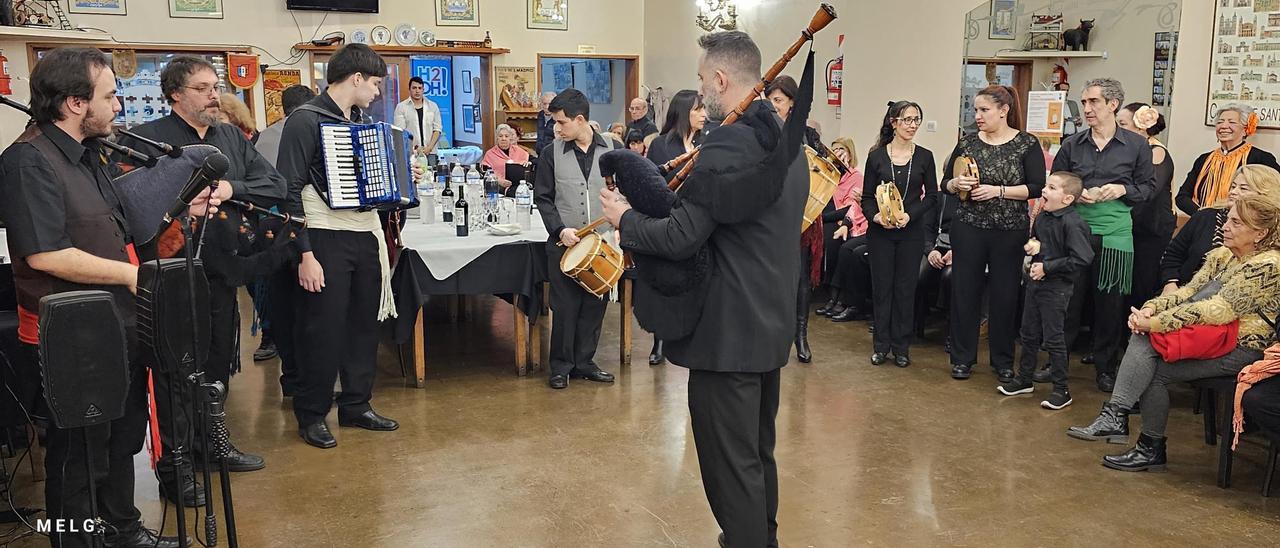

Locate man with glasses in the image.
[1051,77,1156,393]
[118,55,284,506]
[626,96,658,138]
[392,76,444,159]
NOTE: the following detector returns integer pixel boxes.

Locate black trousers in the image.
[25,345,148,548]
[293,229,382,426]
[949,221,1025,370]
[1242,375,1280,439]
[830,235,870,309]
[1128,232,1170,309]
[688,368,780,548]
[154,281,237,479]
[1017,279,1074,389]
[546,242,608,376]
[267,264,301,395]
[1066,234,1128,377]
[869,235,926,356]
[821,222,843,286]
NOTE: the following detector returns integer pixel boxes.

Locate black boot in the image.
[1103,432,1167,472]
[1066,401,1130,443]
[796,287,812,363]
[648,339,666,366]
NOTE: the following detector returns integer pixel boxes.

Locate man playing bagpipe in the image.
[116,55,287,506]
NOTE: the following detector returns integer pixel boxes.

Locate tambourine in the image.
[875,181,906,228]
[952,155,979,201]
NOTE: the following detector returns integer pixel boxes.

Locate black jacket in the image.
[1161,207,1226,286]
[861,145,938,241]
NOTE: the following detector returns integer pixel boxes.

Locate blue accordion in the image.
[317,122,418,211]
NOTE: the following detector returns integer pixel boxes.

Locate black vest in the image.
[12,125,136,337]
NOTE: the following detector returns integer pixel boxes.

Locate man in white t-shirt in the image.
[392,76,444,155]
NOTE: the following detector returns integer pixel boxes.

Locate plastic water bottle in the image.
[418,178,436,224]
[466,164,483,228]
[514,180,532,231]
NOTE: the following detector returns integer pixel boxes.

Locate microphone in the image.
[118,129,183,158]
[98,139,158,168]
[161,152,230,225]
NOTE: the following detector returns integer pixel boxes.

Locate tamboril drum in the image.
[802,145,840,233]
[561,232,625,297]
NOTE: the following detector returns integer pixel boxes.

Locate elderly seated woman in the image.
[481,123,531,197]
[1161,165,1280,295]
[1068,194,1280,472]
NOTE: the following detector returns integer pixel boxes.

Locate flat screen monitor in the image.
[286,0,377,13]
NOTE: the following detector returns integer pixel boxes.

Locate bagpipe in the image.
[570,4,838,339]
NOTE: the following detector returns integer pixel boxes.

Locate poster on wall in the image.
[1153,31,1178,107]
[70,0,127,16]
[1207,0,1280,128]
[116,70,169,129]
[495,66,537,111]
[550,63,573,92]
[169,0,223,19]
[529,0,568,31]
[581,60,611,104]
[1026,91,1065,138]
[989,0,1017,40]
[264,69,301,126]
[436,0,479,27]
[412,56,455,148]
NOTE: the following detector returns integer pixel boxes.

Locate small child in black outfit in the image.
[999,171,1094,409]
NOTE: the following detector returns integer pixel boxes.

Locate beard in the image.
[702,87,725,121]
[196,107,220,127]
[79,105,114,139]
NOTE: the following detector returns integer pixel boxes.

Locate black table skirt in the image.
[391,243,550,344]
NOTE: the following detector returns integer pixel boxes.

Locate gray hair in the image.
[698,30,762,84]
[1083,78,1125,111]
[1215,102,1256,121]
[495,123,517,137]
[541,91,556,101]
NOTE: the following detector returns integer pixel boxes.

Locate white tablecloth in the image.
[399,215,548,281]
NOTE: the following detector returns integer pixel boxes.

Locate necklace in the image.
[888,142,914,195]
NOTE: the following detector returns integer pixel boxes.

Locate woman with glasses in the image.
[1176,103,1280,215]
[942,85,1045,381]
[861,100,938,367]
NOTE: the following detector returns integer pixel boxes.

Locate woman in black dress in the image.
[642,89,705,365]
[1117,103,1174,306]
[861,100,938,367]
[942,85,1045,381]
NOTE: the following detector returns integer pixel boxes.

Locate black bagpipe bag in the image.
[599,51,815,340]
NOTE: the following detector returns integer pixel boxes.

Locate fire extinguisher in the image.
[0,50,11,96]
[825,35,843,107]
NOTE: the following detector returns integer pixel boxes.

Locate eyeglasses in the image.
[183,84,223,96]
[896,117,923,126]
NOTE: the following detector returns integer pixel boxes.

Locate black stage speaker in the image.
[137,258,210,374]
[37,291,128,429]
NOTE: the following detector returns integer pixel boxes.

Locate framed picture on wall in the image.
[169,0,223,19]
[989,0,1017,40]
[436,0,479,27]
[529,0,568,31]
[1207,1,1277,128]
[70,0,127,16]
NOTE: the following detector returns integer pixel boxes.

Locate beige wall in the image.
[0,0,643,142]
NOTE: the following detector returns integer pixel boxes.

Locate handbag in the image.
[1149,279,1239,362]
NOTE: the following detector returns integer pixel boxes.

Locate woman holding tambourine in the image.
[942,85,1045,382]
[861,100,938,368]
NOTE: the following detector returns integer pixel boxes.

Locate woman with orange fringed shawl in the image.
[1177,103,1280,215]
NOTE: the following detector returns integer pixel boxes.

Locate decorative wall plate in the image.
[351,29,369,44]
[420,30,437,46]
[395,24,417,46]
[371,25,392,45]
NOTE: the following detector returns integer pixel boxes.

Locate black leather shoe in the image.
[894,355,910,368]
[104,526,186,548]
[1096,373,1116,393]
[570,368,615,383]
[816,298,838,316]
[549,374,569,389]
[648,340,666,366]
[1067,401,1130,443]
[830,307,870,322]
[339,410,399,431]
[1103,432,1167,472]
[1081,353,1096,365]
[299,421,337,448]
[196,442,265,473]
[157,473,205,507]
[253,338,278,361]
[951,363,972,380]
[1033,365,1052,383]
[870,352,888,365]
[996,369,1015,384]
